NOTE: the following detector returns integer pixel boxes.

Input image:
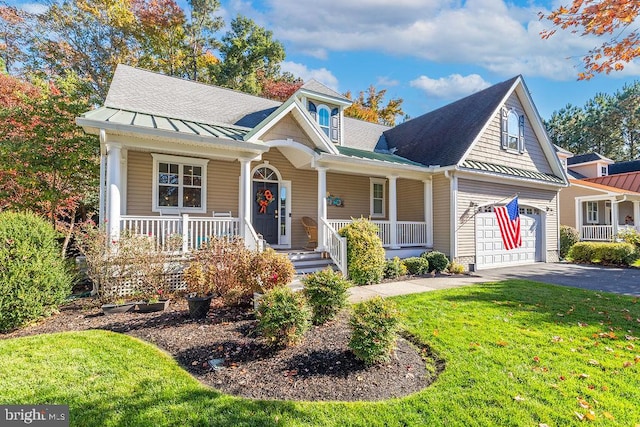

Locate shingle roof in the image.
[567,169,586,179]
[81,106,250,140]
[382,76,519,167]
[105,65,280,128]
[582,172,640,193]
[301,80,350,102]
[609,160,640,175]
[461,160,565,184]
[567,153,613,165]
[342,117,391,151]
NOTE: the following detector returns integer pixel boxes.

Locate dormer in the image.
[554,144,573,173]
[295,80,351,146]
[566,153,614,179]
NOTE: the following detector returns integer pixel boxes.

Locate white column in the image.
[239,159,252,238]
[575,198,583,240]
[105,142,121,240]
[611,198,619,238]
[424,178,433,247]
[317,167,327,252]
[182,213,190,253]
[634,201,640,230]
[388,175,399,249]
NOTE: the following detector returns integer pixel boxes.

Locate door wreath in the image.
[256,188,275,214]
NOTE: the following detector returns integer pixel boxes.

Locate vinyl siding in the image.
[568,164,600,179]
[262,113,316,150]
[326,173,374,219]
[432,174,451,256]
[466,92,553,174]
[397,179,424,221]
[558,185,603,228]
[456,178,559,258]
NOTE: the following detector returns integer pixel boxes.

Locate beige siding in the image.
[432,174,451,256]
[456,178,559,259]
[466,92,553,174]
[558,185,603,227]
[257,149,318,249]
[569,164,600,179]
[262,113,315,150]
[397,179,424,221]
[126,151,239,216]
[326,173,374,219]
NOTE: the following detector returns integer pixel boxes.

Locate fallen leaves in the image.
[513,395,525,402]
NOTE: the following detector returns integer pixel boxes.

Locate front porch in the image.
[576,196,640,241]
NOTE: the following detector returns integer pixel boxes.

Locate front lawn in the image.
[1,280,638,426]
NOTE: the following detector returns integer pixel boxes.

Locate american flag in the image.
[494,197,522,250]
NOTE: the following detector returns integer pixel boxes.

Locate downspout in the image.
[444,170,457,261]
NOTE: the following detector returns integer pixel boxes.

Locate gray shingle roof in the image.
[461,160,565,184]
[301,80,350,102]
[609,160,640,174]
[105,65,280,128]
[567,169,587,179]
[383,76,520,167]
[342,117,391,151]
[567,153,612,165]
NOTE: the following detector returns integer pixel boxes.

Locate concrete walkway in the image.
[348,262,640,303]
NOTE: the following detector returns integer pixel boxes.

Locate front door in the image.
[253,181,279,244]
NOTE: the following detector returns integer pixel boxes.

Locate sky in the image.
[11,0,640,121]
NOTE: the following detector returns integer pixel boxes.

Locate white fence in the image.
[580,225,613,241]
[320,218,347,276]
[327,219,429,247]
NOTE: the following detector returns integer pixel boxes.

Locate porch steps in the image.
[284,250,339,276]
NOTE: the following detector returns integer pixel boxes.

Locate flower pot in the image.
[102,302,136,315]
[253,292,264,311]
[186,295,212,319]
[135,299,170,313]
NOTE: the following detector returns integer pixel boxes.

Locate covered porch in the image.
[576,196,640,241]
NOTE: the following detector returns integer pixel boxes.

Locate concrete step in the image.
[280,250,339,276]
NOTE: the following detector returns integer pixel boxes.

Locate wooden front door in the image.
[252,181,279,244]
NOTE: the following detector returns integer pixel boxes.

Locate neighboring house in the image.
[77,65,567,272]
[559,151,640,241]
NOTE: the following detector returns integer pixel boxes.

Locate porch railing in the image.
[581,225,613,241]
[320,218,347,277]
[244,215,265,252]
[327,219,429,248]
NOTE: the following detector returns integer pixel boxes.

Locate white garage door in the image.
[475,209,542,270]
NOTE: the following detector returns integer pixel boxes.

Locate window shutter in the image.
[518,114,525,153]
[500,108,508,149]
[308,101,317,120]
[330,108,339,142]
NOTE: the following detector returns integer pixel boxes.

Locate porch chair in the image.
[301,216,318,250]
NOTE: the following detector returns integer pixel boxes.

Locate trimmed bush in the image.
[422,251,450,273]
[560,225,580,259]
[0,212,72,332]
[568,241,638,266]
[339,218,386,285]
[246,248,296,293]
[447,261,465,274]
[302,268,350,325]
[349,296,400,365]
[384,256,407,279]
[403,257,430,275]
[257,286,310,347]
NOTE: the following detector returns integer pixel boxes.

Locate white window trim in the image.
[586,201,599,224]
[600,165,608,176]
[317,104,331,137]
[151,153,209,214]
[370,178,386,218]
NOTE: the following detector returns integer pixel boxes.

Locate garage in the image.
[475,208,542,270]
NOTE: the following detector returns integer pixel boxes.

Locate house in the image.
[77,65,567,272]
[559,151,640,241]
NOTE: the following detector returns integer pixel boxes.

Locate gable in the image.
[261,112,316,151]
[465,91,554,175]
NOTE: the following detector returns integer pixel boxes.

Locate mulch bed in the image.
[2,297,444,402]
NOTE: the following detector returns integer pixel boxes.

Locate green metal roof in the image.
[461,160,565,184]
[334,146,425,166]
[82,106,250,141]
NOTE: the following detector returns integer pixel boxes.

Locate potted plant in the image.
[135,289,170,313]
[183,263,212,319]
[102,297,136,315]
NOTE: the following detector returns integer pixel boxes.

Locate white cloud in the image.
[280,61,339,90]
[19,2,47,14]
[377,76,399,87]
[410,74,491,99]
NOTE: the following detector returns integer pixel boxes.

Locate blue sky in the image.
[11,0,640,121]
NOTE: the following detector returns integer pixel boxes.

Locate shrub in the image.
[384,257,407,279]
[403,257,429,275]
[422,251,450,273]
[568,242,638,266]
[349,296,399,365]
[618,227,640,250]
[257,287,310,347]
[560,225,580,259]
[447,261,465,274]
[339,218,385,285]
[302,268,350,325]
[246,248,296,293]
[0,212,72,332]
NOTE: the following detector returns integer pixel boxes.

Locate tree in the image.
[613,81,640,159]
[212,15,285,95]
[259,71,303,101]
[344,86,404,126]
[183,0,222,81]
[540,0,640,79]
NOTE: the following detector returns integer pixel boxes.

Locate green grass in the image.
[1,280,638,426]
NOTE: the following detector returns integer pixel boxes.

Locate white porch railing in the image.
[244,215,265,252]
[581,225,613,241]
[327,219,429,248]
[320,218,347,277]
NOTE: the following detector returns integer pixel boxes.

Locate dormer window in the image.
[600,166,608,176]
[308,101,339,143]
[501,108,525,153]
[318,105,330,137]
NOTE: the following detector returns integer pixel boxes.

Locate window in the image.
[370,178,386,218]
[501,108,525,153]
[586,201,598,223]
[600,166,608,176]
[152,154,208,213]
[318,106,330,137]
[308,101,339,142]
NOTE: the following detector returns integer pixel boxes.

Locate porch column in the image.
[634,201,640,230]
[387,175,399,249]
[105,142,122,240]
[317,167,327,252]
[575,198,583,240]
[239,159,252,239]
[611,198,619,239]
[423,178,433,247]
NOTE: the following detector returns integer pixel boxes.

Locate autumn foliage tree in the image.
[344,86,404,126]
[540,0,640,79]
